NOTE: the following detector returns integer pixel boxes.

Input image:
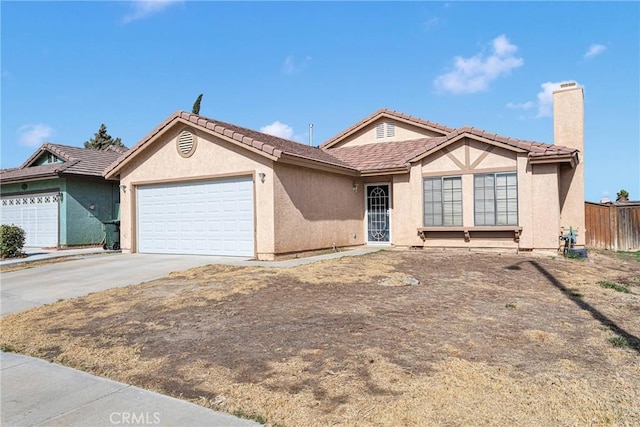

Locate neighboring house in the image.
[104,83,585,260]
[1,143,124,247]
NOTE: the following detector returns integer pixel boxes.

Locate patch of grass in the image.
[232,409,268,425]
[617,251,640,263]
[0,343,16,352]
[598,280,630,293]
[608,335,629,348]
[565,251,586,260]
[505,303,517,309]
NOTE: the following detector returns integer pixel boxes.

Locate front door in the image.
[366,184,390,243]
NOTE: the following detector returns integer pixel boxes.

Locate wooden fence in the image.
[585,202,640,251]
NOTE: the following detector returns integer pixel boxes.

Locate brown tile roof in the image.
[329,138,446,172]
[321,108,455,149]
[455,126,577,157]
[1,143,125,183]
[105,111,354,177]
[328,126,578,172]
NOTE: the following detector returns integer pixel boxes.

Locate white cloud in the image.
[434,34,524,94]
[18,124,56,147]
[506,101,534,110]
[122,0,183,24]
[282,55,312,75]
[260,121,295,140]
[424,17,439,30]
[507,81,581,118]
[584,43,606,59]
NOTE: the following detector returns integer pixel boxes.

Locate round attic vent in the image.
[177,129,197,157]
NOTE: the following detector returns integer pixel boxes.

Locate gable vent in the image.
[177,129,197,157]
[376,123,385,139]
[386,122,395,137]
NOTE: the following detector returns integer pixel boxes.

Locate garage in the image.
[137,177,254,256]
[1,192,59,247]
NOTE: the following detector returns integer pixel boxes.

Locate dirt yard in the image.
[1,249,639,426]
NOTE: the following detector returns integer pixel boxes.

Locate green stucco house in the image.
[0,143,124,247]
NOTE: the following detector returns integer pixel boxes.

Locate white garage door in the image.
[137,177,254,256]
[1,192,59,247]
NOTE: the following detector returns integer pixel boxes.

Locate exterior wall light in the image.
[258,172,266,183]
[352,182,359,192]
[119,184,127,193]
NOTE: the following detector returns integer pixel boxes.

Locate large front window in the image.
[423,176,462,226]
[474,173,518,225]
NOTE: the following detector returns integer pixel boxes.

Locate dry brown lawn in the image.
[1,249,639,426]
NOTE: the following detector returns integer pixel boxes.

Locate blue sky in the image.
[1,1,638,202]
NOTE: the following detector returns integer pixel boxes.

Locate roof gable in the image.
[104,111,356,179]
[321,109,454,149]
[1,143,124,184]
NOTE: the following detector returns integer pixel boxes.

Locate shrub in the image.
[0,224,26,258]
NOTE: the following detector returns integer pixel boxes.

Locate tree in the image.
[192,94,203,115]
[616,189,629,202]
[84,124,125,150]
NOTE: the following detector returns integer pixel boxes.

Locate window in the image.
[423,176,462,226]
[474,173,518,225]
[375,122,395,139]
[46,153,61,164]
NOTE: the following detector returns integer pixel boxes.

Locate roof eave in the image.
[529,153,578,167]
[359,165,410,176]
[0,172,60,185]
[278,153,359,176]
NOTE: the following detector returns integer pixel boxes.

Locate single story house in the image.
[104,83,585,260]
[1,143,124,247]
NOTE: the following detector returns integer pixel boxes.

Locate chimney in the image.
[553,81,584,153]
[553,81,586,246]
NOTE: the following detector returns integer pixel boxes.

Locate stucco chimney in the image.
[553,82,584,153]
[553,81,586,246]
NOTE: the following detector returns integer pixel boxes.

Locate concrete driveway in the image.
[0,252,243,316]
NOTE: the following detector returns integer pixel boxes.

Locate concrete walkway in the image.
[0,246,108,267]
[1,246,381,427]
[1,352,259,427]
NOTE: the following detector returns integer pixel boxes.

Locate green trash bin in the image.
[102,220,121,250]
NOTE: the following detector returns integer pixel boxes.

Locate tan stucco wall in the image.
[530,163,561,249]
[116,126,276,256]
[334,118,444,148]
[273,162,364,254]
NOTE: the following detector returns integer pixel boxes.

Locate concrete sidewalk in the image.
[1,352,259,427]
[0,246,109,267]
